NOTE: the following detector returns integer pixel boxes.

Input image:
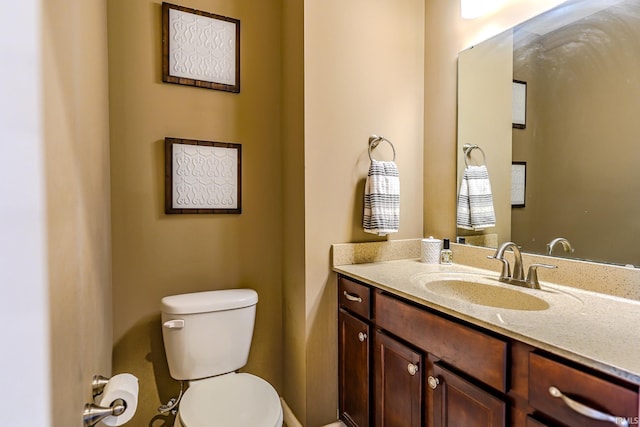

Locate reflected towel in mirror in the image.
[363,160,400,236]
[457,165,496,230]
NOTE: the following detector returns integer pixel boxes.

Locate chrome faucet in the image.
[547,237,574,256]
[493,242,525,281]
[489,241,556,289]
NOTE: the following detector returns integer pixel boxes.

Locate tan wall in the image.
[300,0,426,424]
[281,0,307,422]
[43,0,113,425]
[108,0,283,425]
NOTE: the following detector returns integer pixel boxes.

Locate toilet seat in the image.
[177,372,283,427]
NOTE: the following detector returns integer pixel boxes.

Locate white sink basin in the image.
[411,271,582,313]
[424,279,549,311]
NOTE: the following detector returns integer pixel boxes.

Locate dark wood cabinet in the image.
[338,276,372,427]
[431,362,506,427]
[337,273,640,427]
[338,309,370,427]
[524,416,548,427]
[528,352,639,426]
[373,330,423,427]
[374,290,507,392]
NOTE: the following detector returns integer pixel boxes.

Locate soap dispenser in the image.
[440,238,453,265]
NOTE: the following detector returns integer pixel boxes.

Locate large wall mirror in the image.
[457,0,640,267]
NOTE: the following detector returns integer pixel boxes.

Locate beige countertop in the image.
[334,258,640,385]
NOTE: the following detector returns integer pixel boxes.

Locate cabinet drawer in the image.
[375,291,507,392]
[339,276,371,319]
[529,352,639,427]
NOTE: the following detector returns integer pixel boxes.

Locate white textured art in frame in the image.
[165,138,242,214]
[169,9,235,84]
[162,3,240,93]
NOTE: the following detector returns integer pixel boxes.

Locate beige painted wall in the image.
[281,0,307,422]
[43,0,114,425]
[300,0,425,424]
[108,0,283,425]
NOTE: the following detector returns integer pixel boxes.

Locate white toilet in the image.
[161,289,283,427]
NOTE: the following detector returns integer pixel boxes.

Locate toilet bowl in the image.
[174,373,283,427]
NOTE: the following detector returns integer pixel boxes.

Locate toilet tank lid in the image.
[161,289,258,314]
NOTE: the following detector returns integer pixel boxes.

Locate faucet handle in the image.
[487,255,510,281]
[526,263,557,289]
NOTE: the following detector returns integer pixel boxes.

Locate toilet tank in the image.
[161,289,258,380]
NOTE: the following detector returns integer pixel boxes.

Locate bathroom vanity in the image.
[334,254,640,427]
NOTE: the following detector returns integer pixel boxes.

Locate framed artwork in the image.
[512,80,527,129]
[162,3,240,93]
[511,161,526,208]
[165,138,242,214]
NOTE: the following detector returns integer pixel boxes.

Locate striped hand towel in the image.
[456,165,496,230]
[363,160,400,236]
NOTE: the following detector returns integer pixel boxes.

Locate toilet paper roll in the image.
[96,373,139,426]
[421,237,442,264]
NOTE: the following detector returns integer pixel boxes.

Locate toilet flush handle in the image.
[163,319,185,329]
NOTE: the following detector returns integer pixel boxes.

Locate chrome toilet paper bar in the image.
[83,373,139,427]
[83,398,126,427]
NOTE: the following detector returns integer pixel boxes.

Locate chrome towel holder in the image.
[463,143,486,166]
[368,135,396,162]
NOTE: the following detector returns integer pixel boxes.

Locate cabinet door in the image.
[339,309,370,427]
[431,362,506,427]
[374,330,423,427]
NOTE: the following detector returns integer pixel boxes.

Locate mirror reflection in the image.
[457,0,640,267]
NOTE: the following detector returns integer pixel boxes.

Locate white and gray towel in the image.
[363,160,400,236]
[457,165,496,230]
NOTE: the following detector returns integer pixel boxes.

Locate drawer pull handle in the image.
[427,375,440,389]
[343,291,363,303]
[407,363,419,376]
[548,386,629,427]
[358,332,367,342]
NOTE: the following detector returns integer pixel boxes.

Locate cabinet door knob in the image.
[407,363,419,376]
[428,375,440,390]
[548,386,629,427]
[343,291,363,303]
[357,332,367,342]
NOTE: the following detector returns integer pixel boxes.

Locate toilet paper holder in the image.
[83,375,126,427]
[92,374,111,397]
[83,398,126,427]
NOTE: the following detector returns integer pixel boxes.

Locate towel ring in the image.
[368,135,397,162]
[463,143,486,167]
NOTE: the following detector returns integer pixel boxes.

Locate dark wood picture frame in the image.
[511,161,526,208]
[162,3,240,93]
[512,80,527,129]
[165,137,242,214]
